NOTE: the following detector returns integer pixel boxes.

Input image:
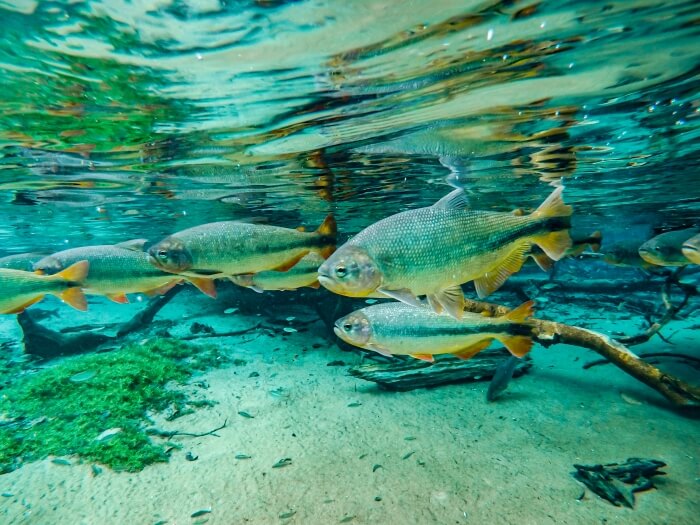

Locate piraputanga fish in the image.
[0,252,49,271]
[681,233,700,264]
[638,227,699,267]
[230,252,323,292]
[33,240,199,303]
[148,215,336,278]
[0,261,88,314]
[318,187,571,318]
[334,300,535,362]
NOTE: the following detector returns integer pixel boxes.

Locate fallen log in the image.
[349,349,531,391]
[19,286,182,359]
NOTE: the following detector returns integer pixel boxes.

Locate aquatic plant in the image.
[0,338,225,474]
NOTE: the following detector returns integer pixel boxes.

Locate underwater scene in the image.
[1,0,699,523]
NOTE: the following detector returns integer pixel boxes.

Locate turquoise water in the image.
[0,1,699,524]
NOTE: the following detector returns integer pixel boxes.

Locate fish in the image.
[318,187,571,318]
[0,252,50,272]
[528,230,602,271]
[681,233,700,265]
[638,228,699,267]
[0,261,88,314]
[486,356,520,402]
[230,252,324,292]
[148,215,336,279]
[33,240,195,303]
[333,300,535,362]
[602,242,654,269]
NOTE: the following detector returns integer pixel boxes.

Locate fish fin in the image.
[567,245,587,257]
[273,252,307,272]
[107,293,129,304]
[494,334,533,358]
[452,339,492,360]
[367,343,393,358]
[512,208,525,217]
[5,295,45,314]
[427,285,464,319]
[378,287,423,307]
[114,238,148,251]
[55,260,89,284]
[426,294,443,314]
[60,288,87,311]
[410,353,435,362]
[316,214,337,238]
[433,188,469,210]
[531,252,555,272]
[308,280,320,289]
[188,277,217,298]
[589,231,602,252]
[532,230,572,261]
[502,300,535,323]
[143,280,181,297]
[250,285,264,293]
[531,186,572,219]
[473,244,529,298]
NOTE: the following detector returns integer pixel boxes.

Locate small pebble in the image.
[91,465,102,477]
[339,516,355,523]
[279,510,296,519]
[238,411,254,419]
[272,457,292,468]
[404,436,416,441]
[185,452,198,461]
[190,508,212,518]
[249,371,260,378]
[224,308,238,314]
[347,401,362,407]
[374,496,382,502]
[326,360,346,366]
[283,327,297,333]
[51,458,71,466]
[2,492,13,498]
[402,451,415,460]
[285,316,296,322]
[365,299,378,304]
[372,464,382,472]
[69,370,97,383]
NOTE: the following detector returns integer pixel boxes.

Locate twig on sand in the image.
[179,324,262,341]
[147,419,228,439]
[461,298,700,407]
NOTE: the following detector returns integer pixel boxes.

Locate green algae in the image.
[0,338,225,474]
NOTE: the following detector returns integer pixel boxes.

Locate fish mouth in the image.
[682,244,698,254]
[317,274,334,289]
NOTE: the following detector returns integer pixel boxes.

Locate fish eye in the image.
[335,265,347,278]
[343,323,352,332]
[157,249,167,259]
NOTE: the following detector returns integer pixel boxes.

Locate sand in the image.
[1,287,699,525]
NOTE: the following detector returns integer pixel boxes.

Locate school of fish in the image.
[2,183,697,365]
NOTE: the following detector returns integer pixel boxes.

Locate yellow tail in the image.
[55,260,89,284]
[502,300,535,323]
[531,186,573,219]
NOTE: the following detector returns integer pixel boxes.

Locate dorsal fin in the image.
[531,186,572,219]
[433,189,470,211]
[115,239,148,252]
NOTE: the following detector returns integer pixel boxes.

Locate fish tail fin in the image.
[531,186,572,219]
[532,230,572,261]
[315,214,337,258]
[502,300,535,323]
[589,231,602,252]
[55,260,89,284]
[59,287,88,312]
[531,251,555,272]
[494,334,533,358]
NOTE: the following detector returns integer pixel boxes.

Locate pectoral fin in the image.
[187,277,217,299]
[474,244,529,298]
[143,279,181,297]
[367,343,394,358]
[114,239,148,252]
[532,230,572,261]
[60,288,87,311]
[377,287,423,307]
[273,252,307,272]
[106,293,129,304]
[426,284,464,319]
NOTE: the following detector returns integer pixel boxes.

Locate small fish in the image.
[319,187,571,318]
[334,300,535,362]
[0,261,88,314]
[602,242,654,269]
[33,241,195,303]
[638,228,699,267]
[0,252,49,271]
[486,356,520,402]
[148,216,336,281]
[230,252,324,292]
[681,233,700,265]
[272,457,292,468]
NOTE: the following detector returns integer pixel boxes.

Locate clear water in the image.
[0,1,699,524]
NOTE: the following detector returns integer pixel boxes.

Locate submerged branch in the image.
[462,298,700,407]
